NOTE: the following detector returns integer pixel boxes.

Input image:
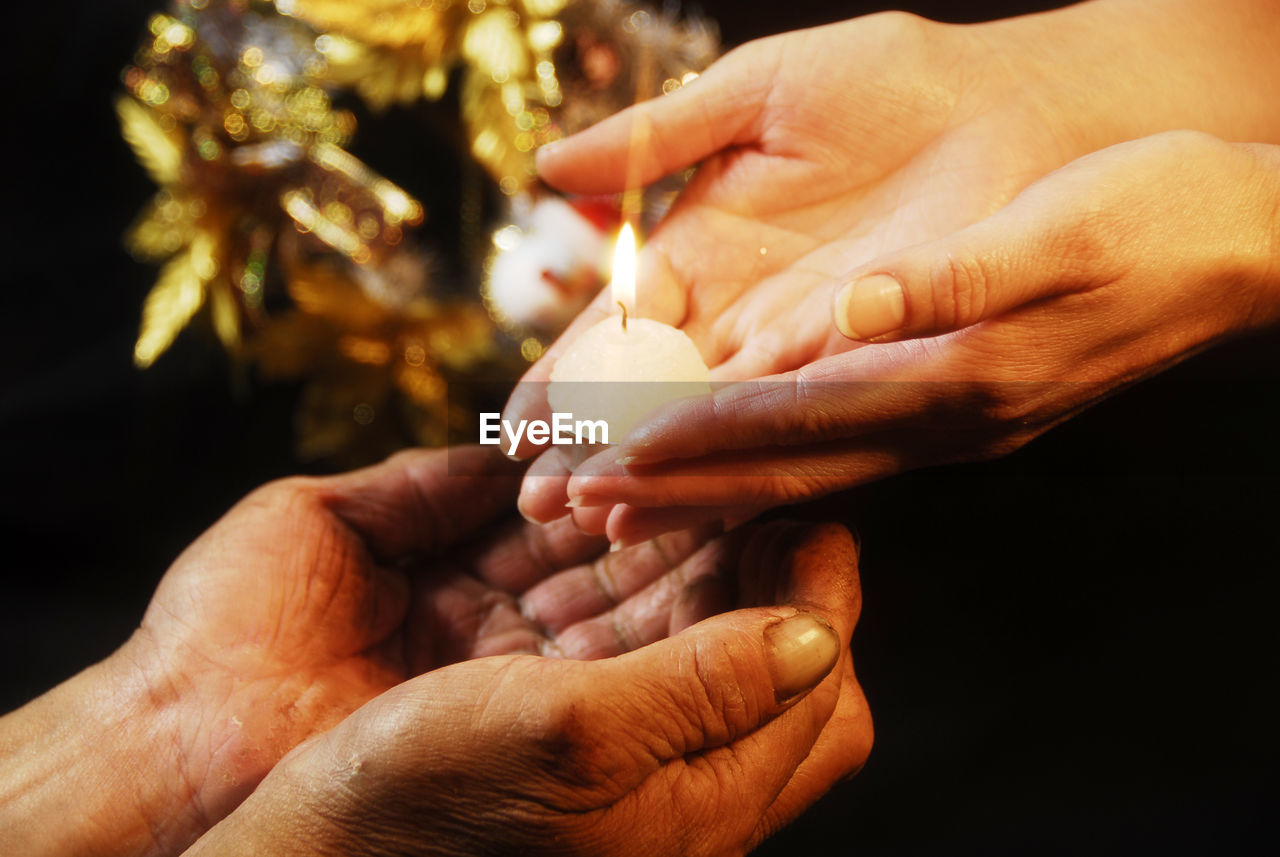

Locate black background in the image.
[2,1,1277,854]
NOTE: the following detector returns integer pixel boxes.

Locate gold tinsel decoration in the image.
[119,0,716,463]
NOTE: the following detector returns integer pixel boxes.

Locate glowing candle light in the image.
[548,223,711,443]
[611,221,638,318]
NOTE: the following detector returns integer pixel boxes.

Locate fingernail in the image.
[519,492,568,524]
[538,636,566,658]
[765,612,840,704]
[517,494,539,523]
[617,454,656,467]
[534,141,561,171]
[835,273,905,340]
[568,491,611,511]
[565,493,608,508]
[502,427,534,461]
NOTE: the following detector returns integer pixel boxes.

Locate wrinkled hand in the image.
[182,522,870,857]
[508,1,1280,533]
[21,446,743,856]
[560,133,1280,539]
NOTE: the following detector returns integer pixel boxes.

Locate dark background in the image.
[2,1,1277,854]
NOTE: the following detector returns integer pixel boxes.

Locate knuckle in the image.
[383,447,429,472]
[625,634,761,756]
[1152,128,1230,161]
[266,473,321,497]
[683,632,760,742]
[248,474,322,512]
[782,376,831,439]
[865,9,934,43]
[934,252,993,329]
[964,382,1035,427]
[1042,208,1117,284]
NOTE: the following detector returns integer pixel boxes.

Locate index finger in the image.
[320,445,523,562]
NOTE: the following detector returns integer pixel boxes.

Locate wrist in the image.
[971,0,1280,159]
[0,634,208,857]
[1233,142,1280,333]
[180,749,351,857]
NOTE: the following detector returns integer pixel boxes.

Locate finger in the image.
[550,517,803,656]
[569,502,611,535]
[579,354,930,470]
[567,431,912,511]
[703,227,896,382]
[753,660,873,846]
[516,446,574,523]
[604,502,758,547]
[663,517,825,634]
[553,531,735,659]
[535,42,768,195]
[744,524,871,839]
[406,567,547,668]
[668,572,734,636]
[500,291,614,457]
[459,515,606,595]
[581,606,841,765]
[320,445,523,561]
[521,525,717,636]
[831,166,1111,342]
[579,523,861,853]
[729,520,861,627]
[582,521,859,730]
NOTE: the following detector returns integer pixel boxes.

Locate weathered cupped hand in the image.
[182,522,871,857]
[117,445,738,850]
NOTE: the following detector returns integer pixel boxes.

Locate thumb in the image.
[831,186,1102,342]
[320,446,522,559]
[535,43,767,195]
[568,605,846,853]
[593,607,843,759]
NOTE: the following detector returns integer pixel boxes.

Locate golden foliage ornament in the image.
[119,0,717,462]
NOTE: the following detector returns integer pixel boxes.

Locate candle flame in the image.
[611,222,636,316]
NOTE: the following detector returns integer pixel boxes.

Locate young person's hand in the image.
[560,133,1280,542]
[508,0,1280,528]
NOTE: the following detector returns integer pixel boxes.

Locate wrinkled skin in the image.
[2,447,870,857]
[181,520,870,857]
[117,446,753,849]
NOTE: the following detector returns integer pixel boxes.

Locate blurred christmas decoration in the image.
[118,0,717,462]
[484,194,613,336]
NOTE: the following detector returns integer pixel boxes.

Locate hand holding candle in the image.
[548,223,711,443]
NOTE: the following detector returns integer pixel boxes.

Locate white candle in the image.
[548,224,711,442]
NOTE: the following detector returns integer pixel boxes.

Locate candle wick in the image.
[618,300,628,332]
